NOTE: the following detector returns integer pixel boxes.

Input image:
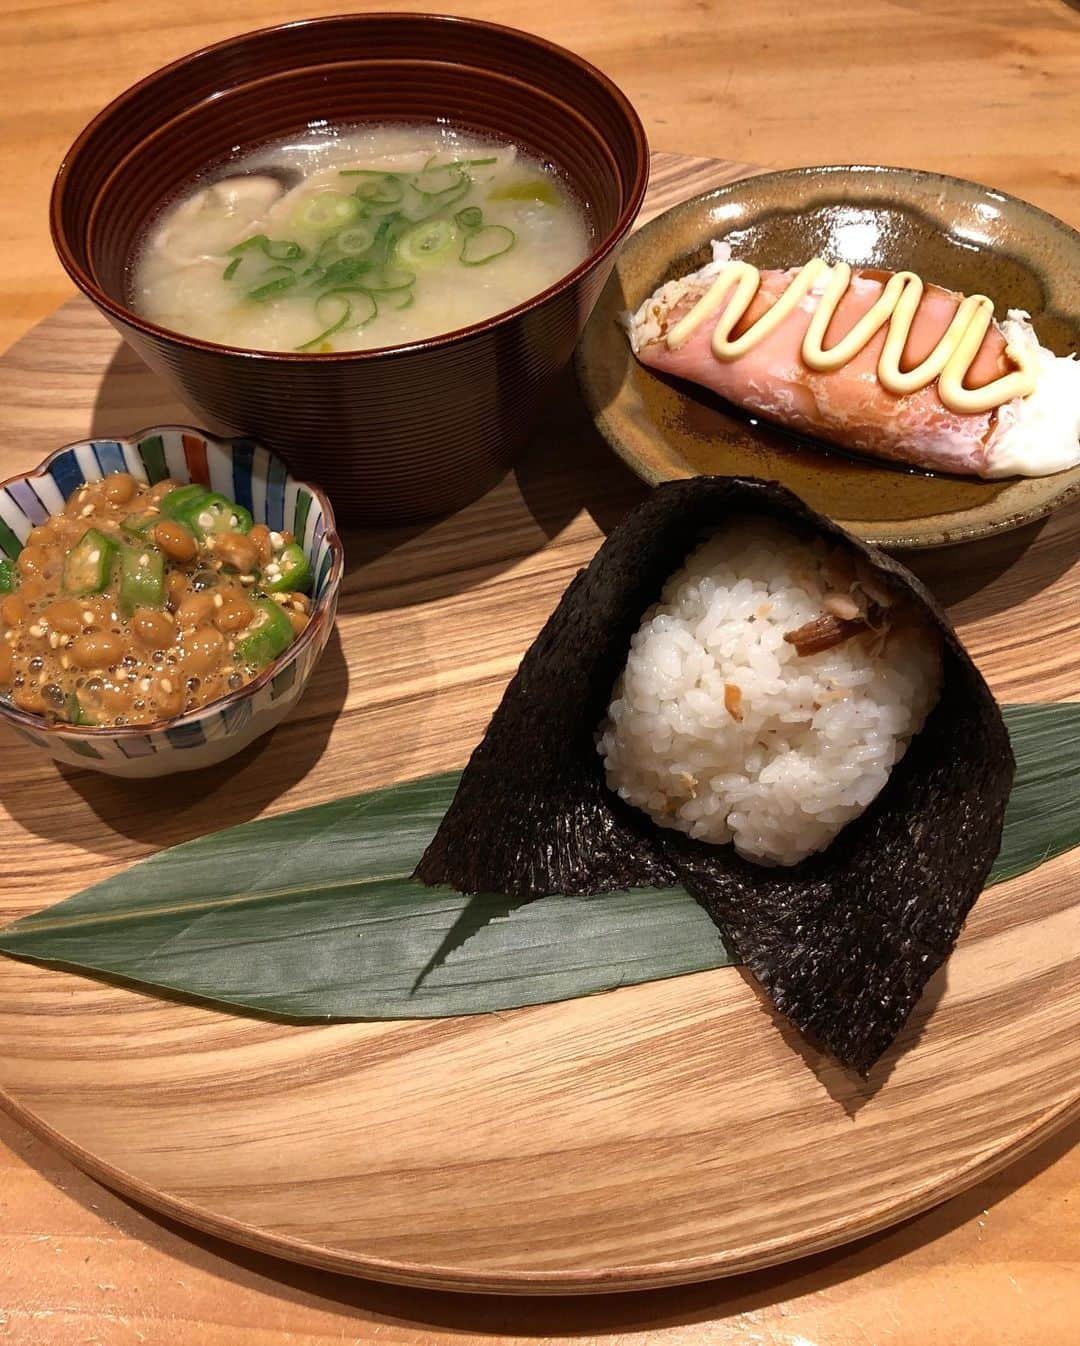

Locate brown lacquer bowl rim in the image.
[50,12,650,365]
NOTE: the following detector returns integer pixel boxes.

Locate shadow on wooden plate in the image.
[0,626,350,852]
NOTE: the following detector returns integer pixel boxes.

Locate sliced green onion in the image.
[317,256,374,288]
[292,191,361,234]
[364,215,410,270]
[383,289,415,311]
[460,224,516,266]
[294,297,351,351]
[265,238,305,261]
[454,206,483,231]
[313,234,344,266]
[402,178,469,223]
[228,234,270,255]
[357,200,407,221]
[413,165,467,196]
[354,175,405,209]
[338,289,379,327]
[335,223,377,255]
[395,219,459,269]
[228,234,305,262]
[445,156,498,167]
[436,179,470,209]
[394,182,427,222]
[294,289,378,352]
[247,268,298,302]
[222,256,241,281]
[364,265,416,293]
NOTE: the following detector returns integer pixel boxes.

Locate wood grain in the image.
[3,0,1079,354]
[2,0,1079,1336]
[0,152,1078,1302]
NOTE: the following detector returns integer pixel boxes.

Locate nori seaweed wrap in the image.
[416,477,1014,1072]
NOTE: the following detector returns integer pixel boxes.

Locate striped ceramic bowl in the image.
[0,426,342,777]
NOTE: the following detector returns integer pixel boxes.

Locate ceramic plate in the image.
[576,165,1080,548]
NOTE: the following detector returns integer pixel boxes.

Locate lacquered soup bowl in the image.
[51,13,649,523]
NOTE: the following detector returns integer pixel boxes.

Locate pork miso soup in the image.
[132,125,592,353]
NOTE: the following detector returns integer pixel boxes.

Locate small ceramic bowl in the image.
[50,13,649,525]
[0,426,342,777]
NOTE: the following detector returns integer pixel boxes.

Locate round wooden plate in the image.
[0,155,1078,1296]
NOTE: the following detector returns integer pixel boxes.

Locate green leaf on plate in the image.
[986,703,1080,883]
[0,703,1077,1018]
[0,773,727,1016]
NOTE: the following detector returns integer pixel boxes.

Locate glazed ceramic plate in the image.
[576,164,1080,548]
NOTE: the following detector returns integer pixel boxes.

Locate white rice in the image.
[598,518,943,866]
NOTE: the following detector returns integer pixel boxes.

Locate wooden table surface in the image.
[1,1,1078,1342]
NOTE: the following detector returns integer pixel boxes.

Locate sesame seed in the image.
[240,574,255,585]
[138,553,149,566]
[213,593,224,608]
[60,656,71,669]
[161,679,173,693]
[269,531,284,551]
[140,677,152,691]
[80,503,94,517]
[198,512,213,529]
[29,624,45,638]
[48,632,60,649]
[88,549,101,564]
[82,610,94,624]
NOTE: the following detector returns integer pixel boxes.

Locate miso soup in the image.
[131,125,592,353]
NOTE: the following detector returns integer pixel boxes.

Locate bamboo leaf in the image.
[0,703,1076,1018]
[0,773,728,1016]
[987,703,1080,883]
